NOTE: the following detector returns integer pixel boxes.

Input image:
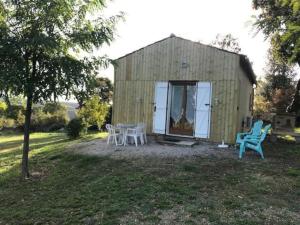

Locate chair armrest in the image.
[237,132,252,139]
[244,138,260,144]
[244,135,260,140]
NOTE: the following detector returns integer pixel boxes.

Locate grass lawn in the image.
[0,131,299,225]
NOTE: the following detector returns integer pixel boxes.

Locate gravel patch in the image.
[70,137,237,159]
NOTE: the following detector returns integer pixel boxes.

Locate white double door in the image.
[153,81,212,138]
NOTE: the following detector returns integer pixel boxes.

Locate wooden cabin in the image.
[112,35,256,144]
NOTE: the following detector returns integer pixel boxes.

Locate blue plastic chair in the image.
[239,124,272,159]
[236,120,263,146]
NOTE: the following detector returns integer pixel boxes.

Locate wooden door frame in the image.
[166,81,197,137]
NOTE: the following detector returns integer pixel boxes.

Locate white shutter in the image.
[195,82,212,138]
[153,82,168,134]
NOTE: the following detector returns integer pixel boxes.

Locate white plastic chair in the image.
[124,126,144,147]
[106,124,123,146]
[137,123,147,144]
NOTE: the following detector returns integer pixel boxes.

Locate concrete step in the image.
[155,136,198,147]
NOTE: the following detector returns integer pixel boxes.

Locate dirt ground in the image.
[70,137,238,159]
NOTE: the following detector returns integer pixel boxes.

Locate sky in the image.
[98,0,270,80]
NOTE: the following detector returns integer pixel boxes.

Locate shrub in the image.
[30,107,48,131]
[16,110,25,128]
[0,101,7,116]
[0,101,68,131]
[6,105,25,120]
[43,102,67,114]
[66,118,87,138]
[45,110,68,131]
[0,117,5,129]
[78,96,109,129]
[30,105,68,132]
[0,117,4,128]
[0,102,24,130]
[0,117,16,129]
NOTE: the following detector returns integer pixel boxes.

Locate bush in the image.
[46,110,68,131]
[0,101,7,116]
[43,102,67,114]
[0,101,68,131]
[0,117,16,129]
[6,105,25,120]
[66,118,87,138]
[78,96,108,129]
[16,110,25,128]
[30,105,68,132]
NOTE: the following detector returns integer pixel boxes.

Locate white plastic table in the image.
[116,124,137,145]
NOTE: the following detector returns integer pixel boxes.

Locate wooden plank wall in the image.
[236,65,254,133]
[113,37,244,143]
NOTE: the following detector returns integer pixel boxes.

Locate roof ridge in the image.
[114,35,256,84]
[115,34,248,60]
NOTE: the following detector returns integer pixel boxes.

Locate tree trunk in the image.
[21,94,33,179]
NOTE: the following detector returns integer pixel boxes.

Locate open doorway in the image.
[153,81,211,139]
[168,82,196,136]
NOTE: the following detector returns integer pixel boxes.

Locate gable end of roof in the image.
[115,35,257,85]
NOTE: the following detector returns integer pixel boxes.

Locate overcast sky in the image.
[99,0,270,80]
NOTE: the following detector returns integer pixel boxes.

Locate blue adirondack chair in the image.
[236,120,263,146]
[239,124,272,159]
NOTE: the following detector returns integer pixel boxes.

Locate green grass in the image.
[0,131,300,225]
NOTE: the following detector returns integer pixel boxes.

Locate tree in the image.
[253,0,300,113]
[272,88,295,112]
[96,77,113,103]
[211,33,241,53]
[254,94,272,116]
[254,79,273,115]
[74,77,113,107]
[0,0,122,178]
[261,47,297,112]
[78,95,108,129]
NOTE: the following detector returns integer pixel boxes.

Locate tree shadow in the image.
[0,135,65,151]
[0,133,71,180]
[0,136,300,224]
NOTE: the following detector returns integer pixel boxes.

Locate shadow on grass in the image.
[0,133,66,150]
[0,136,299,225]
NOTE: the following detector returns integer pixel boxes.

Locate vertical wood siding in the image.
[113,37,251,143]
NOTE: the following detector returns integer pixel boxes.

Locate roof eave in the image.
[239,55,257,85]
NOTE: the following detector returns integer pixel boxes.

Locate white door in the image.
[195,82,212,138]
[153,82,169,134]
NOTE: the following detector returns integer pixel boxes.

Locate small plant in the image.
[66,118,87,139]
